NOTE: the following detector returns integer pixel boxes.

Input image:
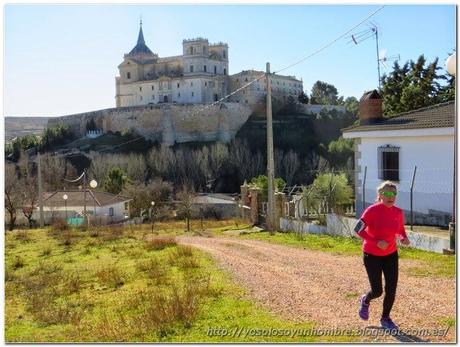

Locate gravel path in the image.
[178,235,456,342]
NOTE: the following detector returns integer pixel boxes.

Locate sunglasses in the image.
[380,191,397,197]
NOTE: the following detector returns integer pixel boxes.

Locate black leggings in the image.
[363,251,398,318]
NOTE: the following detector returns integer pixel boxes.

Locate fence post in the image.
[410,166,417,231]
[362,166,367,212]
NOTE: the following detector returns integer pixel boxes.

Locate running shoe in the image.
[359,294,369,320]
[380,317,399,331]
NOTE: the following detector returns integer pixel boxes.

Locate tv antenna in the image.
[348,22,399,90]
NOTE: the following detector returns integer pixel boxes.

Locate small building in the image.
[191,193,239,219]
[342,90,454,226]
[228,69,303,106]
[37,190,131,225]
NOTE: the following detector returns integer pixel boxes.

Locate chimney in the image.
[358,90,383,125]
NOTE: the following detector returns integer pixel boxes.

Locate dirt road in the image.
[178,235,456,342]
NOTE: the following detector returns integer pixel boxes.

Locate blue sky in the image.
[4,4,456,117]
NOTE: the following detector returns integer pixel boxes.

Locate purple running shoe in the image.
[380,317,399,331]
[359,294,369,320]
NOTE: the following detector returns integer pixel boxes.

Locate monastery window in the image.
[236,78,239,82]
[151,85,154,90]
[245,78,248,82]
[109,208,114,217]
[205,82,207,87]
[168,81,171,89]
[214,66,217,74]
[189,46,193,55]
[140,96,143,101]
[127,72,131,79]
[139,87,142,92]
[192,92,194,97]
[191,82,194,87]
[152,95,155,100]
[190,65,194,73]
[178,93,181,97]
[223,50,227,59]
[204,65,207,72]
[177,83,180,88]
[224,68,226,75]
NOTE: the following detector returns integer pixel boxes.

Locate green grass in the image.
[5,222,345,343]
[237,230,456,278]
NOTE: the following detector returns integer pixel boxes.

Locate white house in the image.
[342,90,454,226]
[40,190,132,225]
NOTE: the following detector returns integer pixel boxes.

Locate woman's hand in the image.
[400,238,410,246]
[377,240,389,250]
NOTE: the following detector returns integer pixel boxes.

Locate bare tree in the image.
[5,164,21,230]
[18,153,38,228]
[282,150,300,186]
[176,185,195,232]
[42,153,77,191]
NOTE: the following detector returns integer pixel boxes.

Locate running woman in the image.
[354,181,410,330]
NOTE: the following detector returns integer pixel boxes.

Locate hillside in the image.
[5,117,50,142]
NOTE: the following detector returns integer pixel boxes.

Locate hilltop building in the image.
[228,70,303,105]
[115,22,303,108]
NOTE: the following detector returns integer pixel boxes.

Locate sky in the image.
[3,3,456,117]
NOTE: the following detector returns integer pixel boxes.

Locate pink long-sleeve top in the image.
[358,202,408,256]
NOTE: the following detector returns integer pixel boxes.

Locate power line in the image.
[274,6,385,75]
[189,5,385,118]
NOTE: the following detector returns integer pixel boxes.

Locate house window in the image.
[378,145,400,181]
[204,65,207,72]
[127,72,131,79]
[109,207,114,217]
[190,65,194,73]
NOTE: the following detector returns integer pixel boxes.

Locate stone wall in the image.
[47,102,252,146]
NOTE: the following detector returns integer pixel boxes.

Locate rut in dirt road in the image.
[178,235,455,342]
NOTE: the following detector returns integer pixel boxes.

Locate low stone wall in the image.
[279,214,450,254]
[48,102,252,146]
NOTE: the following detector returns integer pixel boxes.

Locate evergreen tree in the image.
[381,54,454,116]
[103,167,130,194]
[310,81,339,105]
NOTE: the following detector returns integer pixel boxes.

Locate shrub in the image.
[96,265,125,288]
[136,257,168,284]
[101,225,124,242]
[145,236,177,251]
[40,247,52,257]
[12,256,25,269]
[52,219,69,232]
[15,230,30,242]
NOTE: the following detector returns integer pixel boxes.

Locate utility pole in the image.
[266,62,275,233]
[38,152,44,227]
[83,169,88,227]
